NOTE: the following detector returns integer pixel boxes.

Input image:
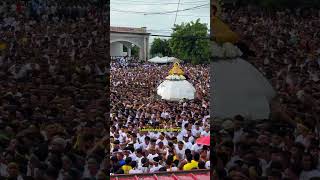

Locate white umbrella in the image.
[148,56,164,63]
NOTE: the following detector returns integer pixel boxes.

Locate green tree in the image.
[170,19,210,64]
[150,38,172,57]
[131,45,139,57]
[123,45,128,52]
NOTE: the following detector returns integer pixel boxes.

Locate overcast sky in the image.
[110,0,210,40]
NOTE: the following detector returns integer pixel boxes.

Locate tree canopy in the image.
[169,19,210,64]
[150,38,172,57]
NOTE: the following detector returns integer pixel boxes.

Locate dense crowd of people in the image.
[0,0,109,179]
[212,7,320,180]
[110,62,210,174]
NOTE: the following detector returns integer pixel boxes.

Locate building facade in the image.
[110,26,150,61]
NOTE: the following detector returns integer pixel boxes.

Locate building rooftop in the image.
[110,26,150,34]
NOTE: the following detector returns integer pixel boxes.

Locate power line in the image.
[111,2,207,5]
[111,0,208,3]
[110,3,208,15]
[174,0,181,25]
[146,3,209,15]
[111,11,209,17]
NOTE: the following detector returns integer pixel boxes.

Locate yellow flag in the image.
[0,43,7,50]
[169,62,184,76]
[211,17,239,44]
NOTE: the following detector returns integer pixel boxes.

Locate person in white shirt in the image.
[175,141,186,160]
[147,148,159,163]
[138,132,147,145]
[180,123,190,136]
[150,157,163,173]
[138,158,150,173]
[191,143,203,154]
[300,153,320,180]
[166,158,179,172]
[131,134,142,150]
[201,126,210,137]
[135,149,144,168]
[205,161,210,169]
[0,162,8,177]
[192,122,202,137]
[129,161,143,174]
[156,142,167,157]
[146,139,157,151]
[150,131,161,139]
[156,133,168,146]
[113,132,124,144]
[140,135,150,149]
[183,135,193,150]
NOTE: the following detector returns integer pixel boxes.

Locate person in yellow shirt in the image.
[192,153,200,168]
[121,157,133,174]
[183,154,199,170]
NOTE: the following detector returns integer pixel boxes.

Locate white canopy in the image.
[148,56,181,64]
[148,56,164,63]
[212,58,276,120]
[157,80,196,101]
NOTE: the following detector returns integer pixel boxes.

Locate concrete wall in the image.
[110,42,125,57]
[110,32,149,61]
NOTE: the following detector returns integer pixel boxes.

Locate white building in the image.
[110,26,150,61]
